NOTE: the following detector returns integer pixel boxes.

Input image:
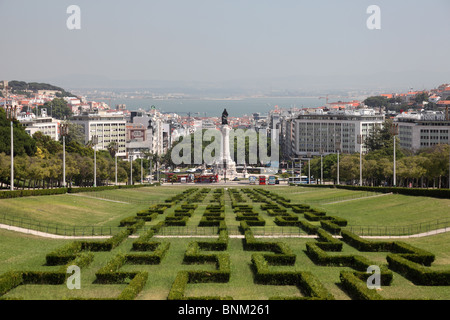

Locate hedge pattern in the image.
[1,186,449,300]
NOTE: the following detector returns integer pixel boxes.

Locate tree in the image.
[363,96,388,109]
[64,122,85,146]
[0,108,37,156]
[33,131,62,156]
[36,98,72,120]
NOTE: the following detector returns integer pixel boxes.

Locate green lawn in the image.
[0,185,449,300]
[273,186,450,227]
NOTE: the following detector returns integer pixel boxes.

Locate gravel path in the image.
[1,223,449,240]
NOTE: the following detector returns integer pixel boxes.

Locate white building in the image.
[71,112,127,157]
[291,108,384,156]
[18,112,61,141]
[130,110,172,156]
[395,111,450,151]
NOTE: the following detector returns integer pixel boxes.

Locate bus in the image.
[288,176,313,185]
[259,176,266,185]
[268,176,277,185]
[249,176,257,185]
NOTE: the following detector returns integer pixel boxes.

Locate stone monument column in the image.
[215,108,237,180]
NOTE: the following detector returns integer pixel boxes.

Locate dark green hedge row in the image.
[320,220,342,235]
[135,211,158,221]
[168,232,232,300]
[126,242,170,264]
[95,253,137,284]
[80,220,140,252]
[291,204,311,213]
[21,271,67,285]
[251,254,334,300]
[341,230,435,266]
[116,272,148,300]
[299,184,450,199]
[164,215,189,226]
[165,188,198,203]
[0,183,161,199]
[0,271,23,297]
[132,228,157,251]
[228,189,246,203]
[273,216,299,226]
[0,188,68,199]
[197,229,229,251]
[46,241,83,266]
[306,242,393,285]
[339,271,384,300]
[298,220,320,234]
[341,230,392,252]
[316,228,343,252]
[242,227,296,265]
[386,254,450,286]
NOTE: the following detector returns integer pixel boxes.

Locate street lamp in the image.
[60,123,69,188]
[149,157,153,184]
[130,155,133,185]
[335,139,341,185]
[141,156,144,184]
[111,144,118,186]
[5,105,17,191]
[357,134,364,186]
[92,135,98,187]
[390,123,399,187]
[306,152,311,184]
[319,148,324,185]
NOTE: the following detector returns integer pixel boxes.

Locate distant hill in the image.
[3,80,76,98]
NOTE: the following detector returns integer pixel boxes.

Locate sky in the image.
[1,0,450,92]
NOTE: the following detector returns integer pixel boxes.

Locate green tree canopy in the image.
[0,108,36,157]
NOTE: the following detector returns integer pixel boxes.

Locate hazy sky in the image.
[1,0,449,91]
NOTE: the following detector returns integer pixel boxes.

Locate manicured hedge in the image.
[21,271,66,285]
[339,271,384,300]
[386,254,450,286]
[316,228,343,252]
[305,242,393,285]
[126,242,170,264]
[0,188,68,199]
[251,254,334,300]
[341,230,393,252]
[117,272,148,300]
[0,271,23,297]
[95,253,137,284]
[320,220,341,235]
[298,220,319,234]
[46,241,83,266]
[341,230,435,266]
[299,184,450,199]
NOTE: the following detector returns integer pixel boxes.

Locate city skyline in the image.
[1,0,449,93]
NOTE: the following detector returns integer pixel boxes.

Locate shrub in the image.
[340,230,393,252]
[117,272,148,300]
[0,271,23,297]
[126,242,170,264]
[320,220,341,234]
[21,271,66,285]
[386,254,450,286]
[46,241,83,266]
[339,271,384,300]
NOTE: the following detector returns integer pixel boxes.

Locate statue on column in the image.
[221,108,228,125]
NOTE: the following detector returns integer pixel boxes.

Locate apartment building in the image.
[71,112,127,157]
[291,108,384,156]
[395,111,450,151]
